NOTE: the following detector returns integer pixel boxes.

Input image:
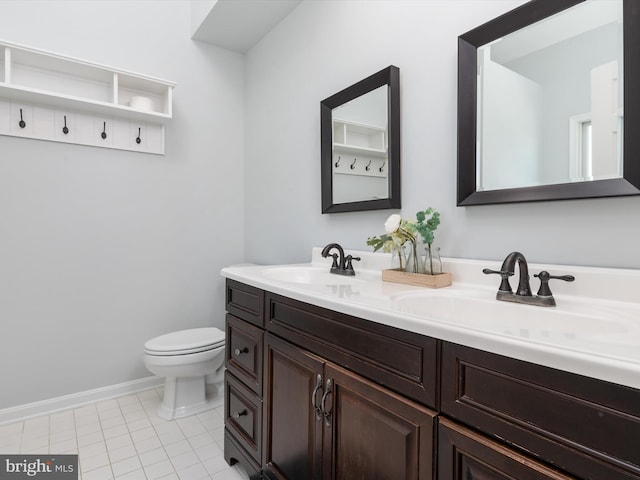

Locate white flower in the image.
[384,214,402,234]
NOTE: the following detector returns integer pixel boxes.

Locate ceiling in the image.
[191,0,302,53]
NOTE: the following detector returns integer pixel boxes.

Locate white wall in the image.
[0,1,245,409]
[244,0,640,269]
[479,54,542,190]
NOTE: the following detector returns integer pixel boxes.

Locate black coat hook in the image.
[19,108,26,129]
[136,127,141,144]
[379,161,386,172]
[334,156,341,168]
[62,115,69,135]
[101,121,107,139]
[350,158,357,170]
[365,160,372,171]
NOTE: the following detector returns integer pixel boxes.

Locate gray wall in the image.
[0,1,245,409]
[244,0,640,269]
[506,22,622,184]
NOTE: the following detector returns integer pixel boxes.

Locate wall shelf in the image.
[332,118,386,155]
[0,39,175,154]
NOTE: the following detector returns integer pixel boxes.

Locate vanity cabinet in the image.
[441,342,640,480]
[224,280,438,479]
[263,332,436,480]
[223,278,640,480]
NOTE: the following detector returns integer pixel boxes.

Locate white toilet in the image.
[143,327,226,420]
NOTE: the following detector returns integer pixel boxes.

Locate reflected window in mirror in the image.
[458,0,640,205]
[321,66,400,213]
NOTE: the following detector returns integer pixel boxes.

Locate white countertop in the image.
[221,248,640,390]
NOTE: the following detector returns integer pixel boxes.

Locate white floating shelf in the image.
[0,39,175,154]
[333,142,387,158]
[333,117,386,151]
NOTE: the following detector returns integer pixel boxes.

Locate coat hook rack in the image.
[350,158,357,170]
[379,160,386,173]
[335,156,341,168]
[365,160,372,171]
[101,121,107,139]
[136,127,141,144]
[19,108,26,128]
[62,115,69,135]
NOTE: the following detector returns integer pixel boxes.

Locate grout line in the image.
[0,388,247,480]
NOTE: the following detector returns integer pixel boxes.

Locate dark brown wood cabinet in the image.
[441,342,640,480]
[438,418,576,480]
[223,279,640,480]
[323,362,435,480]
[224,281,265,480]
[263,333,436,480]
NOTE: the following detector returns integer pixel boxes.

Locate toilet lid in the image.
[144,327,225,356]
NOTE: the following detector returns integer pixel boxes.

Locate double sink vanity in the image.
[220,248,640,480]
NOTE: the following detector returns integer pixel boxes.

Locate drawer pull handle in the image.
[232,409,247,419]
[234,347,249,356]
[321,378,332,428]
[311,374,323,422]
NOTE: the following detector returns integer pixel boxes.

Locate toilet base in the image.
[157,375,222,420]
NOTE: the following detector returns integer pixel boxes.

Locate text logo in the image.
[0,456,77,480]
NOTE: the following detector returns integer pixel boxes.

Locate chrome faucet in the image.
[483,251,574,307]
[321,243,360,276]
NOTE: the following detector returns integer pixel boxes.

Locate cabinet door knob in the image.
[234,347,249,356]
[232,410,247,419]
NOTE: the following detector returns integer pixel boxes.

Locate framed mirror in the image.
[321,66,400,213]
[458,0,640,205]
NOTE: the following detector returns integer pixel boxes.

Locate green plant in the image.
[410,207,440,274]
[411,207,440,246]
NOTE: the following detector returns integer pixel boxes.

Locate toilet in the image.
[143,327,226,420]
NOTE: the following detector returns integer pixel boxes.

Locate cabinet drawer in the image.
[226,279,264,327]
[225,371,262,464]
[226,314,263,395]
[438,417,576,480]
[441,342,640,480]
[265,292,439,409]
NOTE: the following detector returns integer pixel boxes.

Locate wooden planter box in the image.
[382,269,452,288]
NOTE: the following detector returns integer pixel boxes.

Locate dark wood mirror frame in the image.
[457,0,640,206]
[321,65,400,214]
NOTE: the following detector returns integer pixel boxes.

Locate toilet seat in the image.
[144,327,225,356]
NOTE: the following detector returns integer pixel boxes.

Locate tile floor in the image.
[0,388,249,480]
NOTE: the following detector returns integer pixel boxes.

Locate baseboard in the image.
[0,376,164,425]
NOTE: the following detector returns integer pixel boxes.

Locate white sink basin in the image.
[392,289,638,339]
[261,266,364,285]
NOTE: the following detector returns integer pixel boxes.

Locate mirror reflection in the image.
[331,85,389,204]
[476,0,623,191]
[321,65,400,214]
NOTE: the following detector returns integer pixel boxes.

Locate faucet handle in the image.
[329,253,339,269]
[483,268,513,293]
[534,271,575,297]
[344,255,361,274]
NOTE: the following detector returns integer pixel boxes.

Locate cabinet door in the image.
[438,418,577,480]
[323,362,437,480]
[263,333,325,480]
